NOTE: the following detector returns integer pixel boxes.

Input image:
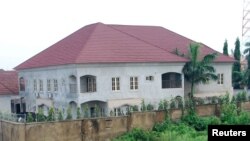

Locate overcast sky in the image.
[0,0,243,70]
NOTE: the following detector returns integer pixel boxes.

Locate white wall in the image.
[76,63,185,107]
[0,95,12,112]
[193,63,233,96]
[18,62,233,112]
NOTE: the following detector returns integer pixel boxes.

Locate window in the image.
[80,75,96,93]
[87,77,96,92]
[130,77,138,90]
[146,76,154,81]
[54,79,58,92]
[112,77,120,91]
[33,80,37,91]
[47,79,51,92]
[217,73,224,84]
[39,79,43,91]
[19,77,25,91]
[162,72,182,88]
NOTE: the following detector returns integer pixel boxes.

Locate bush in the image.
[141,100,146,111]
[66,107,72,120]
[181,113,207,131]
[220,103,238,124]
[77,107,81,119]
[237,112,250,124]
[27,113,34,122]
[114,128,158,141]
[158,100,164,110]
[37,107,47,122]
[147,103,154,111]
[47,107,55,121]
[170,98,176,109]
[57,110,63,121]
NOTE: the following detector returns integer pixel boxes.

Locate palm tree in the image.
[182,43,218,103]
[233,69,250,91]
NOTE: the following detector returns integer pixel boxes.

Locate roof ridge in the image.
[74,23,101,63]
[107,24,184,59]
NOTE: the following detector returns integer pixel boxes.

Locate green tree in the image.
[37,107,46,122]
[66,107,72,120]
[77,107,81,119]
[232,38,241,88]
[244,42,250,69]
[223,39,229,56]
[27,113,34,122]
[234,69,250,91]
[57,110,63,121]
[182,43,218,110]
[47,107,55,121]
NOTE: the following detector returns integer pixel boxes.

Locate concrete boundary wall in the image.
[1,102,250,141]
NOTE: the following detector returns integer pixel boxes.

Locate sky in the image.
[0,0,243,70]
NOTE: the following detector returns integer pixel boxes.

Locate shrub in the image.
[82,104,89,118]
[77,107,81,119]
[66,107,72,120]
[176,97,184,109]
[170,98,176,109]
[237,112,250,124]
[158,100,164,110]
[141,100,146,111]
[147,103,154,111]
[132,105,139,112]
[37,107,47,122]
[27,113,34,122]
[211,96,218,104]
[220,103,238,124]
[236,92,247,102]
[57,110,63,121]
[47,107,55,121]
[181,113,207,131]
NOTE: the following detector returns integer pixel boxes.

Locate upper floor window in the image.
[217,73,224,84]
[39,79,43,91]
[54,79,58,92]
[112,77,120,91]
[162,72,182,88]
[19,77,25,91]
[34,80,37,91]
[80,75,96,93]
[47,79,51,92]
[130,76,138,90]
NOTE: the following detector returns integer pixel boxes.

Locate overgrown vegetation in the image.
[113,94,250,141]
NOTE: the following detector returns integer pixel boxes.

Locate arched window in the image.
[19,77,25,91]
[80,75,96,93]
[162,72,182,88]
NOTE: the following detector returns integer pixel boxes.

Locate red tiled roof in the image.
[0,70,18,95]
[15,23,234,70]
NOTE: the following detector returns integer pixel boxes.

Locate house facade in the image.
[15,23,234,117]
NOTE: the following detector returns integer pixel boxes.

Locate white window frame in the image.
[112,77,120,91]
[47,79,51,92]
[217,73,224,85]
[87,77,96,92]
[130,76,138,90]
[39,79,43,91]
[54,79,58,92]
[33,80,37,91]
